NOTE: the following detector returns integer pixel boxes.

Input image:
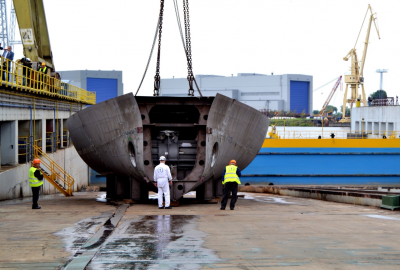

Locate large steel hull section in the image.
[67,93,269,201]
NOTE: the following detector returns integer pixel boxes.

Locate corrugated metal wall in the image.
[290,81,309,113]
[87,78,118,104]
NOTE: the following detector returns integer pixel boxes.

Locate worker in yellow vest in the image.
[38,62,47,89]
[29,159,44,209]
[220,159,241,210]
[38,62,47,74]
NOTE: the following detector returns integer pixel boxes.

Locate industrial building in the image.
[351,106,400,137]
[58,70,123,104]
[0,74,95,200]
[160,73,313,113]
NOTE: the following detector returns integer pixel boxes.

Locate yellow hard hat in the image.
[41,62,45,66]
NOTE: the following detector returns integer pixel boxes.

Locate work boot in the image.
[32,206,41,209]
[220,208,225,210]
[165,206,172,209]
[230,207,234,210]
[159,207,164,209]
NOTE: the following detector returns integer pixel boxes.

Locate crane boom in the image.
[13,0,54,70]
[359,4,380,77]
[317,76,342,117]
[340,5,380,122]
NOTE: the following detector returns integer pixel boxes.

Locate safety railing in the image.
[0,57,95,104]
[371,97,395,106]
[46,132,56,153]
[34,138,42,149]
[267,130,400,139]
[63,131,70,147]
[18,136,30,163]
[33,144,74,196]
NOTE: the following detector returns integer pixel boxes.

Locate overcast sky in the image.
[11,0,400,110]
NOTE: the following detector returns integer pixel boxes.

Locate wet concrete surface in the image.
[87,215,219,270]
[1,191,400,269]
[0,192,115,269]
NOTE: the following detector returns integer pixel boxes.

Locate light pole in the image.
[376,69,388,99]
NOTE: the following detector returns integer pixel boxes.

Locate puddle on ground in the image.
[149,191,196,200]
[87,215,221,270]
[96,193,107,203]
[54,212,113,254]
[242,193,304,205]
[364,214,400,221]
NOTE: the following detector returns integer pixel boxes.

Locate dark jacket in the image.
[21,58,32,76]
[34,168,44,180]
[2,50,14,61]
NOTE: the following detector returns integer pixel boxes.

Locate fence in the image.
[46,132,56,153]
[18,136,30,163]
[371,97,395,106]
[1,57,95,104]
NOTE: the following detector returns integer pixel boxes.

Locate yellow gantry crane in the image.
[341,4,380,122]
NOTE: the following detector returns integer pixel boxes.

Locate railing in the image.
[18,136,30,163]
[371,97,395,106]
[267,130,400,139]
[46,132,56,153]
[33,145,74,196]
[63,131,70,147]
[34,138,42,149]
[0,57,95,104]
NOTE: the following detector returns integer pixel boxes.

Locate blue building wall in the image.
[87,78,118,104]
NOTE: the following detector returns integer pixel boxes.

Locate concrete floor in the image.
[1,192,400,269]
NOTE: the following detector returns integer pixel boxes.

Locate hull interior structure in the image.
[67,93,269,201]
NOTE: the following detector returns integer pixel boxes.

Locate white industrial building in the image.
[351,106,400,137]
[161,73,313,113]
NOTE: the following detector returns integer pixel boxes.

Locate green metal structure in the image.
[381,195,400,211]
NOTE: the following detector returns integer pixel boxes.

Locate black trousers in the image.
[2,64,10,81]
[32,186,41,208]
[221,182,238,209]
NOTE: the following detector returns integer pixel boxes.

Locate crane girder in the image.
[13,0,54,69]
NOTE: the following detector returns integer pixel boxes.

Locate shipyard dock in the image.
[1,191,400,269]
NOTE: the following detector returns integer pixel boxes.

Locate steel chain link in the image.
[154,0,165,97]
[183,0,195,96]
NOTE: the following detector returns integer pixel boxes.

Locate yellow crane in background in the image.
[340,4,380,122]
[316,76,342,117]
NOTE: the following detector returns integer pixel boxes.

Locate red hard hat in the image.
[229,160,236,165]
[33,159,41,165]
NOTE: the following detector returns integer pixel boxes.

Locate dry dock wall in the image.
[0,147,89,201]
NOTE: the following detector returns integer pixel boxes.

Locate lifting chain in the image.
[183,0,195,97]
[153,0,165,97]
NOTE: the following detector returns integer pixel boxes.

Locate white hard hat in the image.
[159,156,166,161]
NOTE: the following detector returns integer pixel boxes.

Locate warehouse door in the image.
[290,81,309,114]
[87,78,118,104]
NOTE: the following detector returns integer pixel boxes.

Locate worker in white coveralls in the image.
[153,156,173,209]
